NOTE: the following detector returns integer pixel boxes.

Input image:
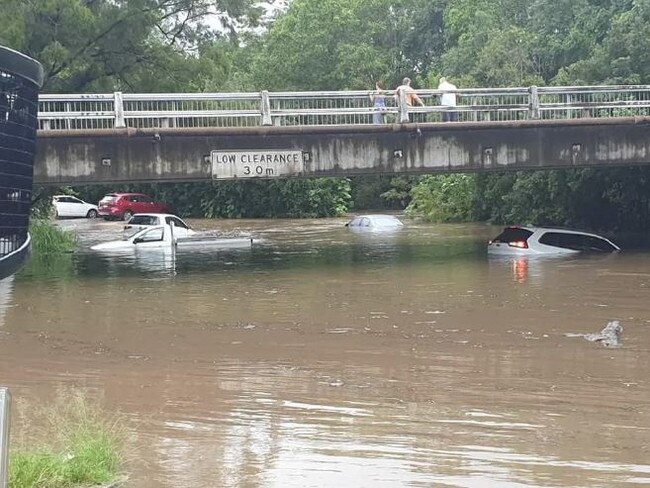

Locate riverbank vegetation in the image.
[9,394,125,488]
[29,220,76,255]
[3,0,650,230]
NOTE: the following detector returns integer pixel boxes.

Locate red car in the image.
[98,193,172,221]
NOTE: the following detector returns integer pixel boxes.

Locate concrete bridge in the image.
[33,86,650,185]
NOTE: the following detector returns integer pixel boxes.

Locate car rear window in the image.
[492,227,533,243]
[100,194,118,203]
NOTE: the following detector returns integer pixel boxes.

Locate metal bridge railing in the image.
[37,85,650,131]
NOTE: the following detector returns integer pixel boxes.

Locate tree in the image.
[0,0,262,92]
[249,0,446,90]
[406,174,475,222]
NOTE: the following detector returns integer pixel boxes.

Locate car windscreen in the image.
[492,227,533,243]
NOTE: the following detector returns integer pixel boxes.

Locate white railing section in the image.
[37,85,650,130]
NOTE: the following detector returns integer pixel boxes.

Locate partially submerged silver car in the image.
[346,215,404,230]
[488,226,620,255]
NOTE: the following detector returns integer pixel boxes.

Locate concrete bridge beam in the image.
[33,117,650,185]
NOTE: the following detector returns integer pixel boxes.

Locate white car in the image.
[346,214,404,230]
[487,226,620,255]
[52,195,98,218]
[92,223,252,251]
[123,213,196,238]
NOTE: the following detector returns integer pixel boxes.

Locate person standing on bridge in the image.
[438,77,458,122]
[370,81,387,124]
[395,77,424,121]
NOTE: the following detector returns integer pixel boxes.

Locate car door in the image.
[165,216,191,237]
[133,226,166,249]
[67,196,87,217]
[55,196,74,217]
[126,195,141,214]
[137,195,156,213]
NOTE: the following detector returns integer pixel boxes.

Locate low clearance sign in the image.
[211,150,304,179]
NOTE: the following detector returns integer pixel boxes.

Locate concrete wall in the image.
[33,117,650,185]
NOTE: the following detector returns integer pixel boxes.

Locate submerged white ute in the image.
[92,222,253,252]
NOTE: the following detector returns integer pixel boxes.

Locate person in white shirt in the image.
[438,77,458,122]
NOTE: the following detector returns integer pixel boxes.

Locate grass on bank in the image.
[29,220,76,255]
[9,393,125,488]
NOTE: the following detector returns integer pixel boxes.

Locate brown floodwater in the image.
[0,217,649,487]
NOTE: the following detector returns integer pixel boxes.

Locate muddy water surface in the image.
[0,218,649,487]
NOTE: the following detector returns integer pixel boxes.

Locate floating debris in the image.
[567,320,623,347]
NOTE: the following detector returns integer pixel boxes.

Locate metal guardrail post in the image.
[261,90,272,126]
[0,388,10,488]
[529,85,540,119]
[65,102,71,130]
[113,91,126,128]
[398,89,409,124]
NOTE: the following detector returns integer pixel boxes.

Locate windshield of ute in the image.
[128,215,160,226]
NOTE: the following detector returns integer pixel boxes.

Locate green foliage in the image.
[10,393,124,488]
[29,220,76,255]
[349,175,413,210]
[472,167,650,231]
[74,178,352,219]
[406,174,475,222]
[379,176,416,209]
[250,0,441,90]
[0,0,262,92]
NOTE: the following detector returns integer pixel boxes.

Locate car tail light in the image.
[508,240,528,249]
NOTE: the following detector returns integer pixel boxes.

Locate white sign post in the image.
[0,388,10,488]
[211,150,305,179]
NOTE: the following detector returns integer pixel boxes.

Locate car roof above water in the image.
[505,225,614,240]
[129,213,179,219]
[348,214,403,225]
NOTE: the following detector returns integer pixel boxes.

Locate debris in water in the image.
[567,320,623,347]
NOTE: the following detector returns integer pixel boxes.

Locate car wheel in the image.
[87,209,98,219]
[122,210,134,221]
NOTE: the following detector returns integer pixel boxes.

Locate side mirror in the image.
[133,237,143,244]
